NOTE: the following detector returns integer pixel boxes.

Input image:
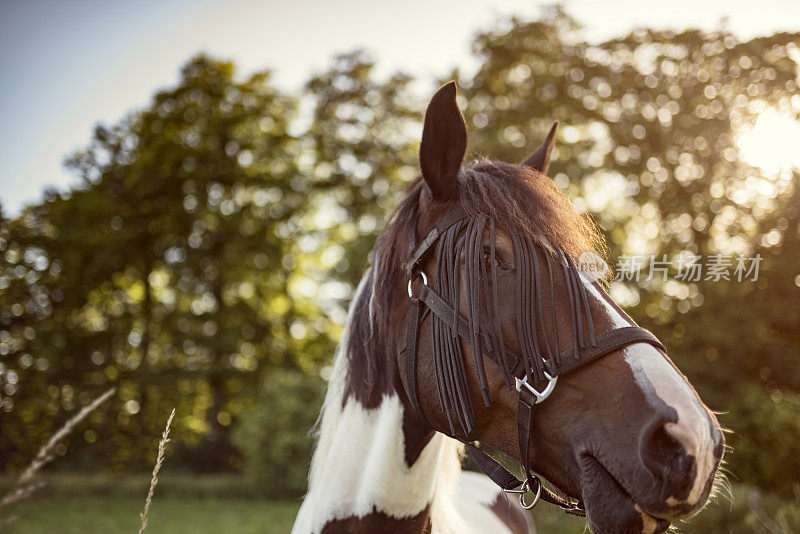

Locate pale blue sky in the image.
[1,0,798,216]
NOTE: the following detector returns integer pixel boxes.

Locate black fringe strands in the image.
[429,215,598,438]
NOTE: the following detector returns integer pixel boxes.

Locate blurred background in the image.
[1,1,799,532]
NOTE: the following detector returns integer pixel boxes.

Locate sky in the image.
[1,0,798,216]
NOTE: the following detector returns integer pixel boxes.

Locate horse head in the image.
[387,82,724,534]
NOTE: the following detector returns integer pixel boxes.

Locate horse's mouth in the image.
[579,455,672,534]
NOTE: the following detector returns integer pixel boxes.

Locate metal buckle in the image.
[559,500,586,515]
[503,477,542,510]
[515,371,558,404]
[407,271,428,298]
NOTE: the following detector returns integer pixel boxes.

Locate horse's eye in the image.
[482,248,501,270]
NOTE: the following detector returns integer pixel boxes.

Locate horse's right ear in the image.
[419,81,466,201]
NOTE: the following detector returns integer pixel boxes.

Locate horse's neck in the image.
[292,272,465,534]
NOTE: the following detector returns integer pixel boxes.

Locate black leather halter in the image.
[402,206,665,515]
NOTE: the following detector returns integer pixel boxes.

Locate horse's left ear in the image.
[521,121,558,174]
[419,81,467,201]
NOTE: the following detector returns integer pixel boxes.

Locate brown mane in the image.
[344,160,605,405]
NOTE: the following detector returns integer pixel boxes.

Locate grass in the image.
[138,409,175,534]
[0,389,115,523]
[1,474,796,533]
[3,493,584,534]
[2,495,300,534]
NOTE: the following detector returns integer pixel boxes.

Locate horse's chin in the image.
[579,455,672,534]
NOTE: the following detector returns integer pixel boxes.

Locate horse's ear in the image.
[419,81,466,201]
[521,121,558,174]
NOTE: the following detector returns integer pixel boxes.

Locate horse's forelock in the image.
[366,163,605,363]
[461,161,605,264]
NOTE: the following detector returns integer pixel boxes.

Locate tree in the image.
[303,50,420,286]
[0,55,306,470]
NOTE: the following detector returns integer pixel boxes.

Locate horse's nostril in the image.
[711,423,725,460]
[644,422,680,457]
[640,419,696,497]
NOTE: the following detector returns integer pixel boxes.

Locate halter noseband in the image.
[402,206,665,516]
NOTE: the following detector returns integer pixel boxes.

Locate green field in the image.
[1,479,796,533]
[1,495,589,534]
[3,496,300,534]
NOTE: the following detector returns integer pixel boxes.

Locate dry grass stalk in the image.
[0,387,115,528]
[138,408,175,534]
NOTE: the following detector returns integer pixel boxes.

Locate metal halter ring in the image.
[520,477,542,510]
[504,477,542,510]
[407,271,428,298]
[515,371,558,404]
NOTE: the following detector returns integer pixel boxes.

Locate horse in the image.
[291,82,724,534]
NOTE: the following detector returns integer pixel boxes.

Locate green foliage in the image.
[720,386,800,493]
[0,472,258,499]
[678,484,800,533]
[462,8,799,265]
[1,54,311,471]
[232,370,325,496]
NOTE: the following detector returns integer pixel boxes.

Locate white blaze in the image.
[581,277,716,507]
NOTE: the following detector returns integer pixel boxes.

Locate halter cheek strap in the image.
[402,207,665,516]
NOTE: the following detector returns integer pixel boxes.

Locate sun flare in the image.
[736,109,800,175]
